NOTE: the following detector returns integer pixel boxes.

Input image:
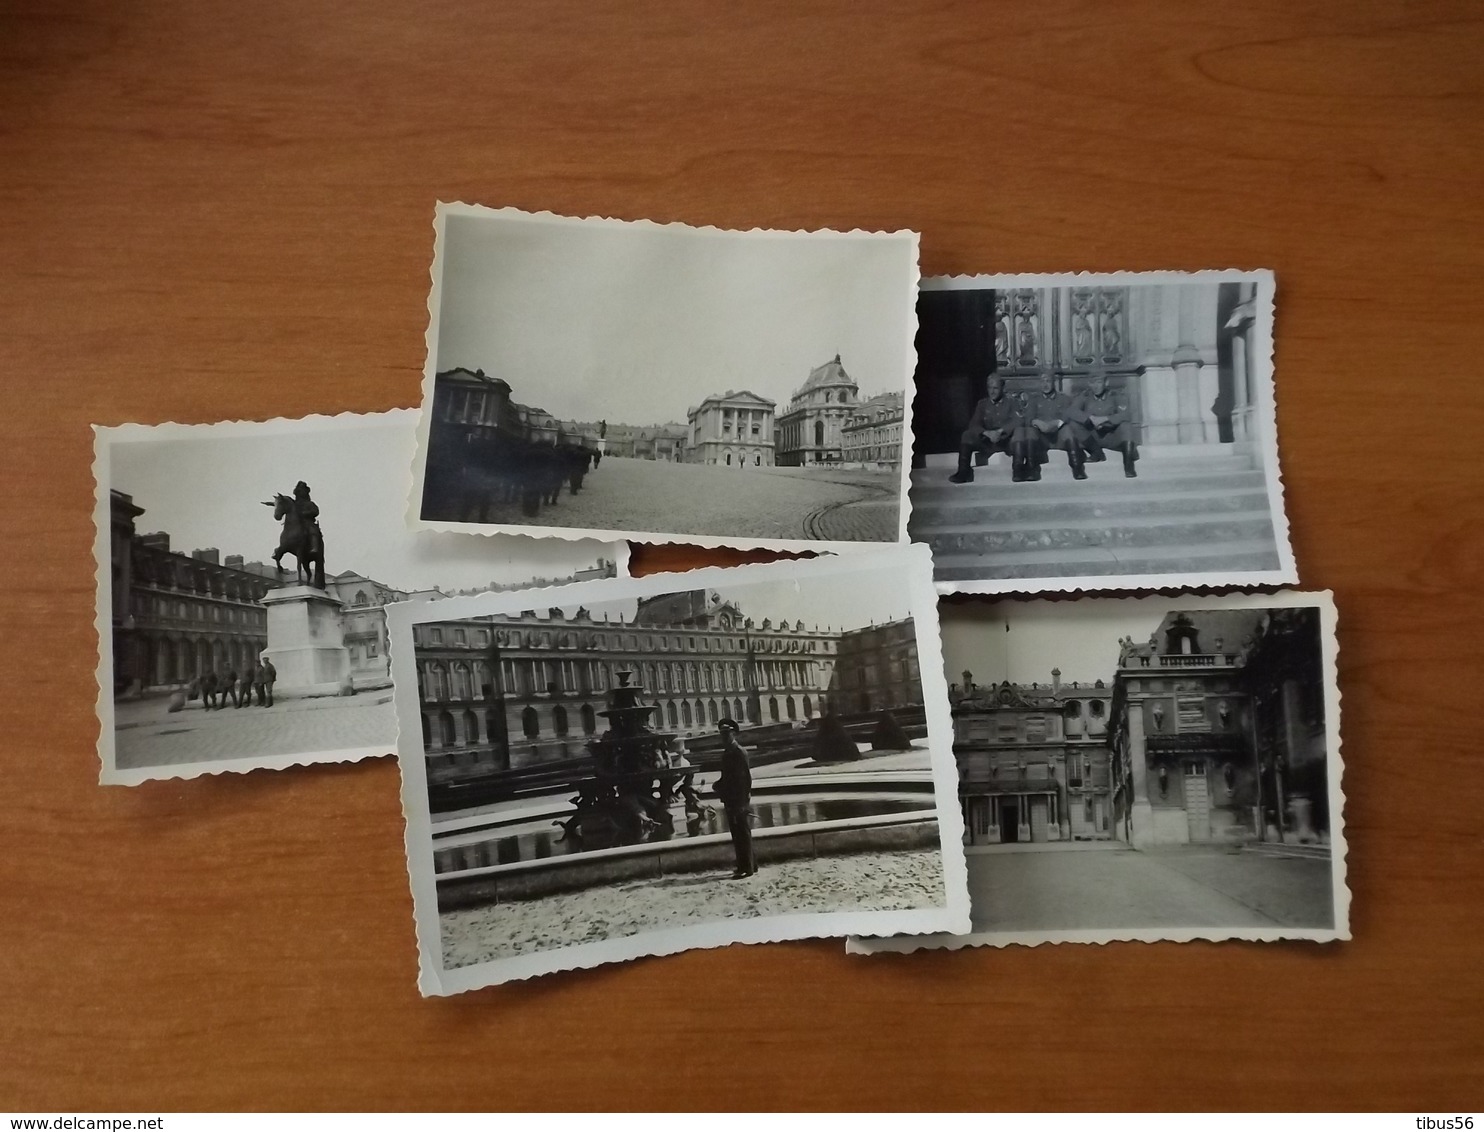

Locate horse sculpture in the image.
[264,492,326,589]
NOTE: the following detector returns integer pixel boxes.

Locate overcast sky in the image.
[940,599,1173,687]
[432,208,917,424]
[109,411,611,593]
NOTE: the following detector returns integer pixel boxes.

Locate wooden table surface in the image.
[3,0,1481,1112]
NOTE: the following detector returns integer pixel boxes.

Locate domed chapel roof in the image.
[798,354,857,393]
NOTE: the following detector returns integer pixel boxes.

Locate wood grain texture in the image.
[2,0,1481,1111]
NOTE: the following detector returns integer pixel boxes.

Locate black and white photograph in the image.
[94,409,625,785]
[908,271,1296,592]
[387,547,969,992]
[851,590,1347,955]
[409,203,919,551]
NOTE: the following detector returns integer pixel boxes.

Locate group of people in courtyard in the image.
[190,657,277,710]
[950,373,1140,484]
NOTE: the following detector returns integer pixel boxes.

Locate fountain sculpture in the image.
[555,670,710,849]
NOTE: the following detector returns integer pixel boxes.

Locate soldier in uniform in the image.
[713,718,757,878]
[949,376,1035,484]
[238,661,258,709]
[1023,374,1087,481]
[258,656,277,707]
[219,665,239,709]
[1074,373,1139,477]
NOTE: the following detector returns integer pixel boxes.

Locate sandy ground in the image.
[441,848,945,969]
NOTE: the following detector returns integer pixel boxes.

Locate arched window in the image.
[581,704,596,734]
[802,695,813,719]
[814,420,825,447]
[768,696,779,722]
[667,701,679,728]
[439,711,456,747]
[463,710,479,745]
[733,698,744,722]
[452,664,471,701]
[707,699,719,724]
[725,452,732,465]
[1063,700,1082,718]
[755,454,761,466]
[354,590,368,607]
[522,706,539,739]
[420,713,431,750]
[553,705,569,736]
[786,696,797,721]
[1090,700,1106,718]
[681,701,693,727]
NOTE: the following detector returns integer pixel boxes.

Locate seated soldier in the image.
[1076,373,1139,477]
[950,377,1035,484]
[1023,374,1086,481]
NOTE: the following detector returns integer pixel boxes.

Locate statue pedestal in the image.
[261,585,351,697]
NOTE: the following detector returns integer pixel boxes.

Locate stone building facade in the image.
[913,279,1267,458]
[685,391,776,467]
[949,670,1115,845]
[410,589,880,787]
[840,391,905,470]
[109,490,273,695]
[830,617,919,714]
[1109,606,1330,847]
[324,571,411,685]
[775,355,861,467]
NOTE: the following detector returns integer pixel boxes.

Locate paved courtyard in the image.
[455,456,901,541]
[112,691,396,769]
[440,848,944,969]
[966,842,1335,933]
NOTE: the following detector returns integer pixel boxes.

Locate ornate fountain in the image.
[555,670,710,849]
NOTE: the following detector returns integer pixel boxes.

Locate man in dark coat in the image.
[1023,374,1087,481]
[238,661,258,709]
[258,656,277,707]
[220,666,239,709]
[201,670,219,711]
[1073,373,1139,477]
[713,718,757,878]
[949,376,1036,484]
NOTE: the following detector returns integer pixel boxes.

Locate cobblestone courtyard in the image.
[113,691,396,769]
[967,842,1335,933]
[440,848,944,968]
[462,456,901,541]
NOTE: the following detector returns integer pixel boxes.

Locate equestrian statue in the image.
[262,480,326,589]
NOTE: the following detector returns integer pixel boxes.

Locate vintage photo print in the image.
[908,271,1296,593]
[94,409,626,785]
[388,546,969,993]
[408,203,920,551]
[850,590,1347,955]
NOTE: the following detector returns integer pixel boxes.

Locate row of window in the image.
[419,655,822,703]
[423,691,830,753]
[132,593,266,628]
[422,624,830,655]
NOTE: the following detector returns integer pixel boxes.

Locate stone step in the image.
[911,489,1272,527]
[932,539,1285,581]
[922,512,1278,555]
[911,469,1271,507]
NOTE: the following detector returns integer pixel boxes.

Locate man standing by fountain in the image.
[715,718,757,879]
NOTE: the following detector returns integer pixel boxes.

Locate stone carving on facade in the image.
[993,294,1010,368]
[1099,290,1124,360]
[1013,290,1039,366]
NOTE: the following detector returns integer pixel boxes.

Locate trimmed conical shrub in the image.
[870,708,912,751]
[814,709,861,763]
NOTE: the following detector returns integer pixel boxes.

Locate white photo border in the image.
[847,589,1348,954]
[406,202,921,554]
[387,543,970,994]
[918,269,1297,596]
[93,408,631,786]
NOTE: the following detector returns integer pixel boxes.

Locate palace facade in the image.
[685,391,776,467]
[949,670,1115,845]
[831,617,919,714]
[410,591,929,788]
[1109,606,1330,847]
[109,491,274,695]
[775,355,861,467]
[840,391,905,471]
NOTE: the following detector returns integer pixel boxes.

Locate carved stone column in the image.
[1127,699,1155,848]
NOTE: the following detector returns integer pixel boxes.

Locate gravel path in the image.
[441,848,945,969]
